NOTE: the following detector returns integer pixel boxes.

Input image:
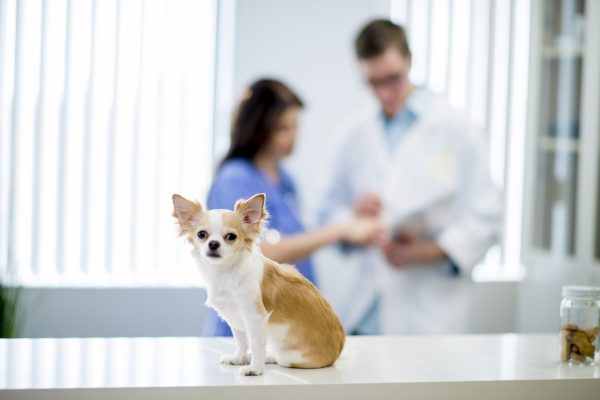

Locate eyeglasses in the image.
[366,72,406,90]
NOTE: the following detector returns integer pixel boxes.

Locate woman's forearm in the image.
[260,224,344,264]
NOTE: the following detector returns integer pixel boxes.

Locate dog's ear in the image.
[234,193,267,225]
[172,194,203,226]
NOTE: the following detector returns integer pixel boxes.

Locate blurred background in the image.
[0,0,599,338]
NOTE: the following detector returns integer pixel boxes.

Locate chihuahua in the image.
[172,193,345,376]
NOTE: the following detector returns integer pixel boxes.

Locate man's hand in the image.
[379,233,446,268]
[353,194,382,217]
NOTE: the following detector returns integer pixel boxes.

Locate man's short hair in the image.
[355,19,411,60]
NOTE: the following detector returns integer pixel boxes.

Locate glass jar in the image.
[559,286,600,365]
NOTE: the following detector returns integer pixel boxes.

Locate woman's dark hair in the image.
[222,79,304,165]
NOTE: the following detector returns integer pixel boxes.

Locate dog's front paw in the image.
[220,354,251,365]
[239,365,264,376]
[265,354,277,364]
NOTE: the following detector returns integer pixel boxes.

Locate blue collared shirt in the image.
[381,87,432,153]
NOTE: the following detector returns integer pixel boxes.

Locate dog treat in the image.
[562,323,578,331]
[572,331,595,357]
[570,350,586,363]
[560,336,570,361]
[585,326,599,342]
[560,323,599,362]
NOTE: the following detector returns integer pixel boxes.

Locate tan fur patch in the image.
[258,260,345,368]
[221,212,253,252]
[172,194,217,249]
[172,194,206,237]
[234,194,269,242]
[184,213,211,243]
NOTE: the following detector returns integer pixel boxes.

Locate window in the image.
[0,0,216,286]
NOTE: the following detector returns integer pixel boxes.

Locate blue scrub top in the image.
[202,158,316,336]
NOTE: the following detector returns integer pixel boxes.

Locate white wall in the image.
[516,266,600,333]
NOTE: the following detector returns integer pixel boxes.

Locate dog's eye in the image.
[197,230,208,240]
[225,233,237,241]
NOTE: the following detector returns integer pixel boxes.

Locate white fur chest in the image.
[194,250,265,332]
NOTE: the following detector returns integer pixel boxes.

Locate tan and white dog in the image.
[172,193,345,376]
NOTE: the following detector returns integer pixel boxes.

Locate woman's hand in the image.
[338,217,385,245]
[261,217,383,264]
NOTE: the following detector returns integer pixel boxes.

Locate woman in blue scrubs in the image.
[203,79,381,336]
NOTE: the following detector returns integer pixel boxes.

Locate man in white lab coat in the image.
[322,19,503,334]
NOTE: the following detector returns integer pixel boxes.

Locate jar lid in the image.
[562,285,600,299]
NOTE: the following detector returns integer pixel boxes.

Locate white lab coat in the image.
[322,92,502,334]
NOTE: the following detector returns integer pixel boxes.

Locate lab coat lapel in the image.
[355,115,392,196]
[382,96,459,223]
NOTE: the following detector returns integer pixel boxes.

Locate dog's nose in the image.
[208,240,220,251]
